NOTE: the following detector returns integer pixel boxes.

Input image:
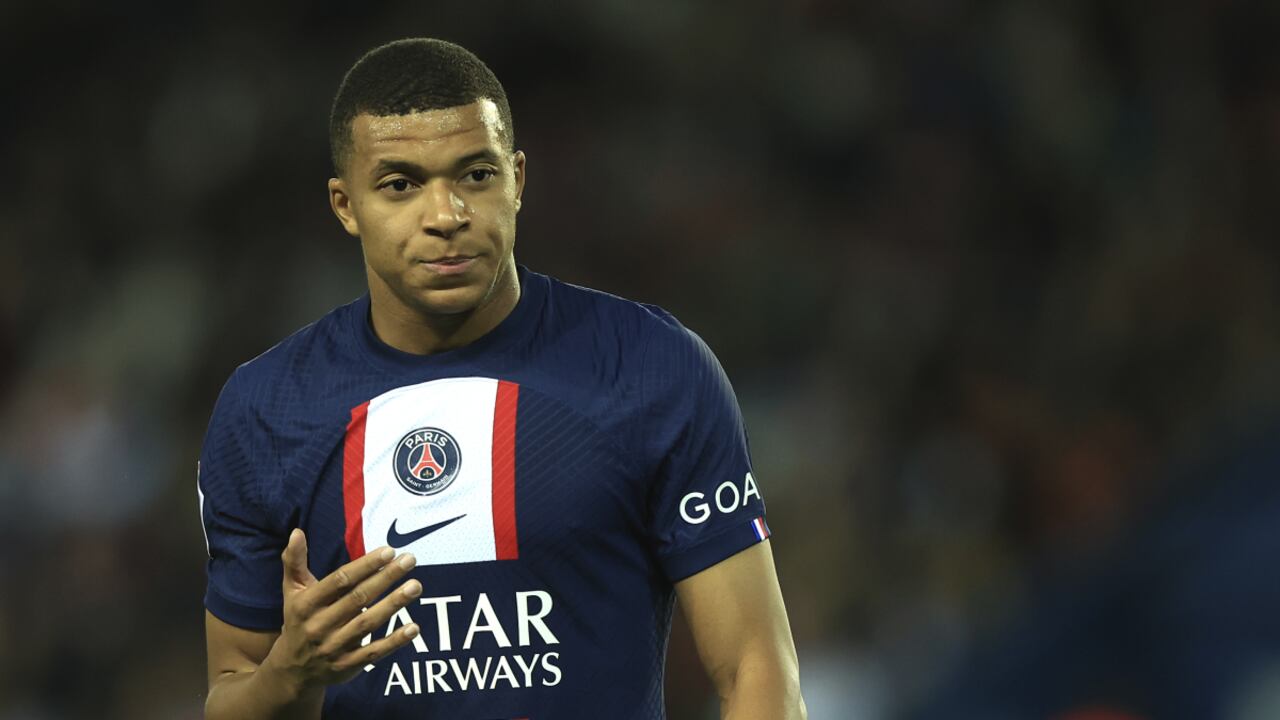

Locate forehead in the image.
[350,100,506,165]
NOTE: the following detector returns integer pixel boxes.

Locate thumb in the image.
[281,528,316,591]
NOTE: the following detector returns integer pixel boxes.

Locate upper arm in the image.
[641,319,768,581]
[674,540,801,696]
[199,374,288,629]
[206,610,279,688]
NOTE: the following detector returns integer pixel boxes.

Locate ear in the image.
[512,150,526,212]
[329,177,361,237]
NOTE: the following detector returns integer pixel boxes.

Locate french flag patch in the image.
[751,516,771,541]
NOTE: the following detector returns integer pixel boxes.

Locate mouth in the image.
[418,255,478,276]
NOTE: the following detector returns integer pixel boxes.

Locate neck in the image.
[367,261,520,355]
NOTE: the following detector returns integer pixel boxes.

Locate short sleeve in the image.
[198,373,287,630]
[642,317,770,582]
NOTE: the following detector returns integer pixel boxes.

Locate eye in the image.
[464,168,495,183]
[377,177,418,195]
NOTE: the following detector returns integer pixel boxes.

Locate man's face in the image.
[329,100,525,317]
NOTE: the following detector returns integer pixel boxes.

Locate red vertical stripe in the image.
[343,401,370,560]
[491,380,519,560]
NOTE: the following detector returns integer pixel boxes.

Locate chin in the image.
[411,285,490,316]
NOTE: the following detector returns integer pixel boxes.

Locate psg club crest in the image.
[393,427,462,495]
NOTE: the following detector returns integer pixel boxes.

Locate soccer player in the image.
[200,38,806,720]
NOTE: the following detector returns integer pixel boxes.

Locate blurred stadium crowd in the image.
[2,1,1280,718]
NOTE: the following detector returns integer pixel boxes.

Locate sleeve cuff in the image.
[660,515,772,582]
[205,583,284,631]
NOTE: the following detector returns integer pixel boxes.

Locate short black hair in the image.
[329,38,514,176]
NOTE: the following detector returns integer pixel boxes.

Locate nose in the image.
[421,180,470,239]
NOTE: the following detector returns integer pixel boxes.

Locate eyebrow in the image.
[370,150,503,177]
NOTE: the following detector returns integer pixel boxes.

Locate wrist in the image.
[259,647,324,707]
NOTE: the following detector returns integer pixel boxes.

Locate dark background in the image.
[2,2,1280,718]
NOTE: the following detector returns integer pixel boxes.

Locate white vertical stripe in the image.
[361,377,500,565]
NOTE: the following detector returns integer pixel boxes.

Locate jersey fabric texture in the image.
[198,267,771,720]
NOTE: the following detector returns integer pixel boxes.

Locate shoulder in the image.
[532,271,729,413]
[223,296,363,403]
[537,271,698,357]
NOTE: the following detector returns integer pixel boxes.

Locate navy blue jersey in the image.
[198,267,771,719]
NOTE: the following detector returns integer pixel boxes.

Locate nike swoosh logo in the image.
[386,514,467,548]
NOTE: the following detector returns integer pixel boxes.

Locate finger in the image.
[295,545,395,616]
[281,529,317,592]
[333,622,421,673]
[324,575,423,652]
[313,552,419,633]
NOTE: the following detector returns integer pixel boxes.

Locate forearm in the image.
[719,654,807,720]
[205,660,325,720]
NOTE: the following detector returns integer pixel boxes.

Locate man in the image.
[200,38,806,719]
